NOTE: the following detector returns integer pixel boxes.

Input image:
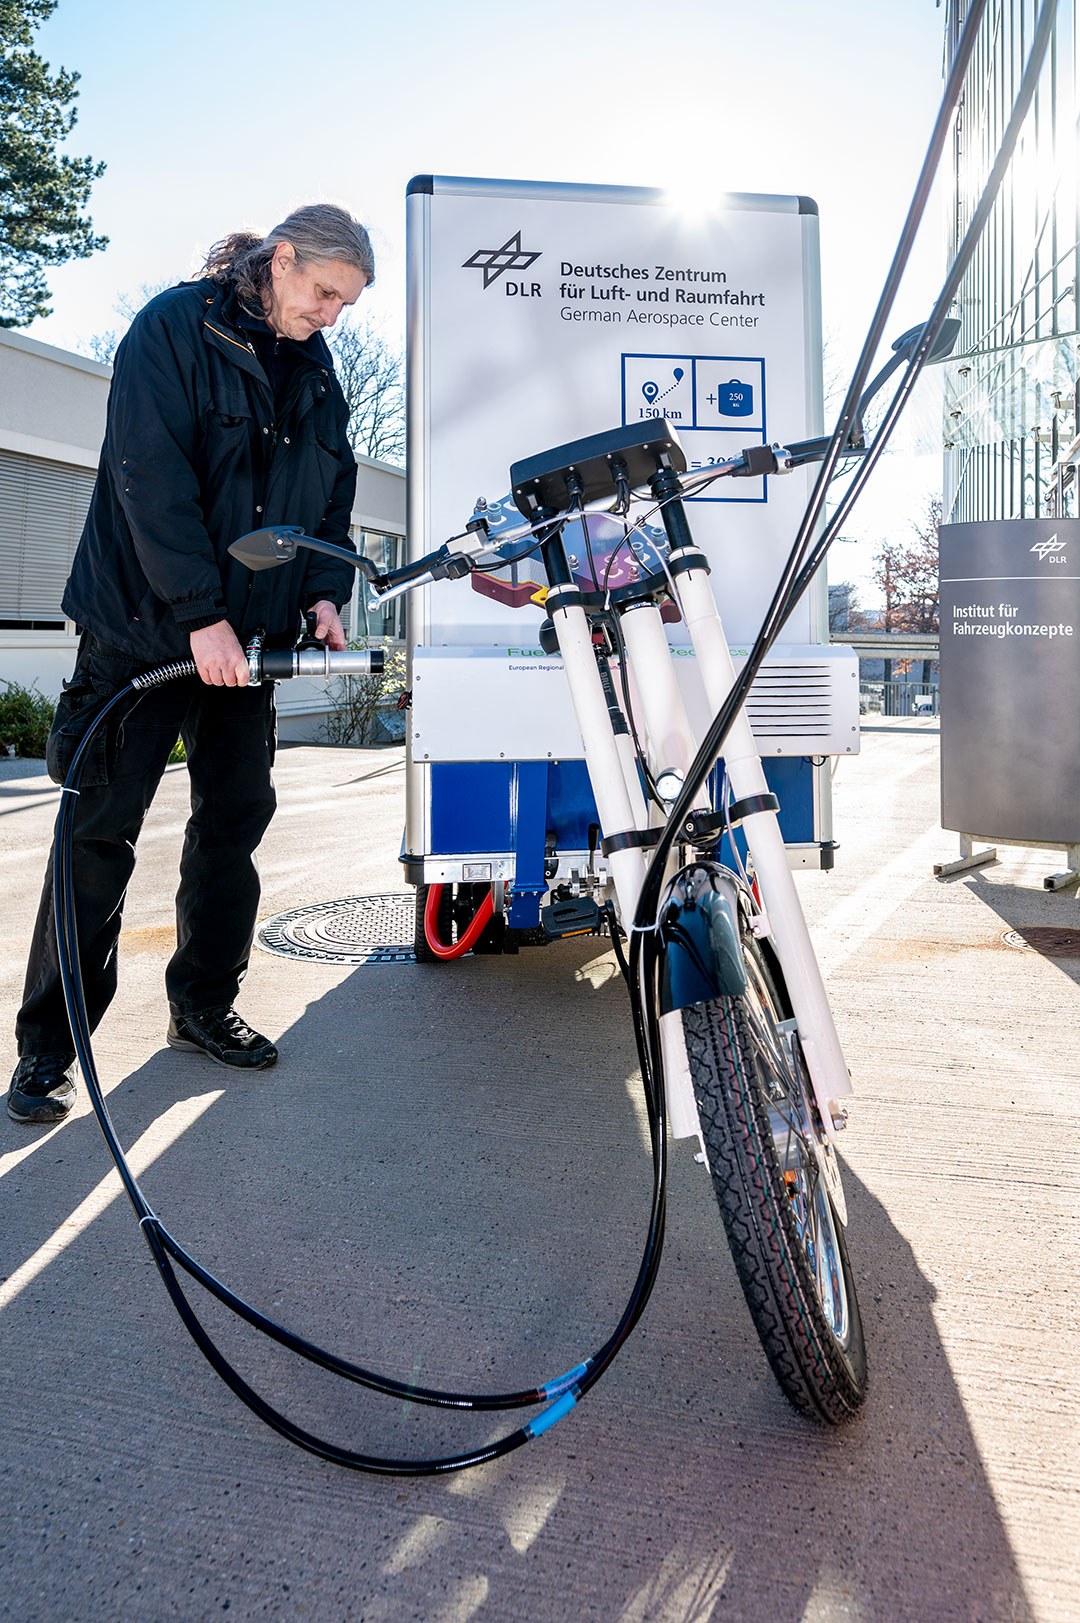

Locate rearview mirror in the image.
[229,524,383,584]
[227,525,303,570]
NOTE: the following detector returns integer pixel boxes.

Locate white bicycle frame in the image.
[368,433,854,1157]
[546,538,853,1151]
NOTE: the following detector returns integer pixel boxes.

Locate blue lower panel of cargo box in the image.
[428,757,819,927]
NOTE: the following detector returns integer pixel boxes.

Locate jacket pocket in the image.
[201,390,258,496]
[129,585,157,630]
[310,435,340,507]
[210,376,255,425]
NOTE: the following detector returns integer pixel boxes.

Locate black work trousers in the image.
[16,633,277,1058]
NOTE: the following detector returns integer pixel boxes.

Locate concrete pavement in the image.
[0,723,1077,1621]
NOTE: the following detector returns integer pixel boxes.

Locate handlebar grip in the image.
[381,550,448,591]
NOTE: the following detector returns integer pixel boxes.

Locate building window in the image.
[0,450,95,627]
[352,529,406,641]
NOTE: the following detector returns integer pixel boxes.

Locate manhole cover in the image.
[257,894,416,964]
[1002,926,1080,958]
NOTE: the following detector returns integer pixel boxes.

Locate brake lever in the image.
[368,548,476,610]
[369,573,435,610]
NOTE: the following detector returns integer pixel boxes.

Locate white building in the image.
[0,326,406,740]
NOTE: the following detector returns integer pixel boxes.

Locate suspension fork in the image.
[649,468,853,1138]
[615,601,710,820]
[544,514,731,1142]
[593,635,655,847]
[538,519,651,925]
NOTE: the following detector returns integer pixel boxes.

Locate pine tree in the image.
[0,0,106,328]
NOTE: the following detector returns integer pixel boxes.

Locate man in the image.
[8,203,373,1125]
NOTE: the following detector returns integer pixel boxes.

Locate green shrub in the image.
[0,681,56,758]
[321,638,407,747]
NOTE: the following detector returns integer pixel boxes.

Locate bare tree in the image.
[873,495,941,685]
[821,329,848,421]
[327,316,405,466]
[80,280,172,364]
[320,638,407,746]
[828,580,872,635]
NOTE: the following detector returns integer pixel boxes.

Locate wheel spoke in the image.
[681,926,866,1422]
[726,945,856,1352]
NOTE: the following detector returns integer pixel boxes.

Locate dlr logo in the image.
[505,281,542,297]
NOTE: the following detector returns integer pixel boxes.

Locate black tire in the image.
[413,883,454,963]
[456,883,504,954]
[682,938,867,1424]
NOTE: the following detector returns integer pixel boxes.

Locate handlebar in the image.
[364,427,757,608]
[228,312,961,615]
[226,428,859,621]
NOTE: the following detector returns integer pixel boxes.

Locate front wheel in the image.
[682,938,867,1424]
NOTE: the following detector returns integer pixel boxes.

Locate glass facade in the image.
[942,0,1079,520]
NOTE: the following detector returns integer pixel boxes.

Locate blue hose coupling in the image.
[525,1390,578,1440]
[542,1362,590,1400]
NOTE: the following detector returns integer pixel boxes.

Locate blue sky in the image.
[28,0,953,603]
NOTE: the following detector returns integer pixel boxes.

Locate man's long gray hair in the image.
[202,203,375,315]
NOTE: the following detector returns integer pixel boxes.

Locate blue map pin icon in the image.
[642,381,659,404]
[673,367,684,383]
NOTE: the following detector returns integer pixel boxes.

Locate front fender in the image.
[657,862,748,1014]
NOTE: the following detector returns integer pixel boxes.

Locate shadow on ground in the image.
[0,941,1032,1621]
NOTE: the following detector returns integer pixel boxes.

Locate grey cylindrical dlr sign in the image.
[939,518,1080,844]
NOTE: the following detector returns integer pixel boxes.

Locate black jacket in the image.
[63,279,359,661]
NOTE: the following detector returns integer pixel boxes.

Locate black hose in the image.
[52,665,670,1474]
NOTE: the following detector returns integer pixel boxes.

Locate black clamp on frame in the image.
[727,792,781,825]
[666,546,710,578]
[681,793,780,847]
[600,827,664,858]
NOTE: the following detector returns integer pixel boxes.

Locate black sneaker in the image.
[166,1008,278,1070]
[7,1054,78,1125]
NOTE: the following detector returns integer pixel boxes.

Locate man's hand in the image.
[308,600,346,651]
[190,620,250,686]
